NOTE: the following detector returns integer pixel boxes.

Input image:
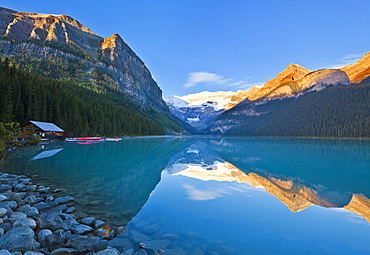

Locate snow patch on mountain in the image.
[179,91,236,110]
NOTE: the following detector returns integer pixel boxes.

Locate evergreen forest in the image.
[220,83,370,137]
[0,58,168,136]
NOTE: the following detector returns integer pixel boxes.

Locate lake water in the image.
[1,137,370,254]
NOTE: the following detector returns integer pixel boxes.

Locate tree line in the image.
[221,83,370,137]
[0,58,166,137]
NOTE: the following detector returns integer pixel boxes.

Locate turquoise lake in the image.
[1,137,370,254]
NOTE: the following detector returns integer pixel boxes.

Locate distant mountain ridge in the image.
[168,65,353,131]
[169,51,370,135]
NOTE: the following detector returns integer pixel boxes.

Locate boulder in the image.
[108,237,133,249]
[13,218,37,229]
[81,217,95,226]
[71,224,94,235]
[44,234,65,251]
[94,220,106,229]
[0,227,39,252]
[64,207,75,214]
[54,196,74,205]
[37,229,53,243]
[50,248,81,255]
[66,236,107,252]
[8,212,27,223]
[0,208,7,217]
[24,207,39,217]
[24,195,37,205]
[0,201,17,210]
[13,184,28,192]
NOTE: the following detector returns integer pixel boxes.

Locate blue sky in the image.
[3,0,370,98]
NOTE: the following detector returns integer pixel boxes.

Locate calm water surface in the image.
[2,137,370,254]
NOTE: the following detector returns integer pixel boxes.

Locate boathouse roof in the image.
[27,121,64,132]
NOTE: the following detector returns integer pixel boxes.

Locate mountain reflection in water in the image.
[165,138,370,223]
[2,136,370,253]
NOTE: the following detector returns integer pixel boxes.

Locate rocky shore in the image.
[0,172,165,255]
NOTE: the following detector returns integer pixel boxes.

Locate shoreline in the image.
[0,171,155,255]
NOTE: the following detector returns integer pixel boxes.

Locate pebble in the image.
[81,216,96,226]
[64,206,75,214]
[0,201,17,210]
[24,207,39,217]
[0,208,8,217]
[13,217,37,229]
[8,212,27,223]
[37,229,53,243]
[71,224,94,235]
[54,196,74,204]
[24,195,37,205]
[0,194,7,202]
[94,220,106,229]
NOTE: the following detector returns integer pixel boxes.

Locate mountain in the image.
[209,81,370,137]
[170,66,351,133]
[171,51,370,136]
[166,90,265,131]
[341,52,370,83]
[0,7,190,134]
[236,65,350,102]
[247,64,310,101]
[166,92,231,131]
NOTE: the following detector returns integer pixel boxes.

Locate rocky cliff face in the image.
[0,7,169,114]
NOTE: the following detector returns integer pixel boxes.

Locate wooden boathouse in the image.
[21,121,64,140]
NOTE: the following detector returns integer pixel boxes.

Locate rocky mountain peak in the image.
[1,7,98,41]
[102,33,124,51]
[0,6,170,115]
[269,63,310,84]
[247,63,310,101]
[341,51,370,83]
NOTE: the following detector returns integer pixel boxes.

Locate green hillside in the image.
[0,58,184,136]
[219,83,370,137]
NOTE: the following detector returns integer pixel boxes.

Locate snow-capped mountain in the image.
[165,91,242,131]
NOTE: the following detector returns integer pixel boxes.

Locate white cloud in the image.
[328,52,365,69]
[184,71,264,90]
[184,71,231,88]
[183,184,230,201]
